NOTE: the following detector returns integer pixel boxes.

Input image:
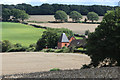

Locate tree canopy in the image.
[69,11,82,22]
[2,8,11,21]
[86,8,120,67]
[54,10,68,22]
[2,8,29,21]
[2,3,114,16]
[11,9,29,21]
[36,28,73,50]
[36,31,59,50]
[87,12,99,22]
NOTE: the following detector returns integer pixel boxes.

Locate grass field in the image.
[2,22,46,47]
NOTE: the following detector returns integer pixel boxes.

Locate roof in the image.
[68,36,75,40]
[58,33,69,42]
[68,39,86,48]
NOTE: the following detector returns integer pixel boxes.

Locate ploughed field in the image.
[2,22,46,46]
[27,15,103,22]
[2,52,91,75]
[27,15,102,34]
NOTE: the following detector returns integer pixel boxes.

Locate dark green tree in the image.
[87,12,99,23]
[40,4,54,15]
[11,9,29,21]
[2,8,11,21]
[19,10,29,21]
[69,11,82,22]
[36,31,59,50]
[54,10,68,22]
[86,8,120,67]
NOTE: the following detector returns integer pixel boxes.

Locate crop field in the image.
[29,23,99,34]
[27,15,103,22]
[2,22,46,46]
[27,15,102,34]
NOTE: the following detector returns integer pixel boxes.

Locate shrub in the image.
[62,47,70,53]
[14,43,22,48]
[2,40,12,52]
[7,46,27,52]
[50,68,60,71]
[26,47,36,52]
[54,49,63,53]
[42,48,55,52]
[85,30,90,35]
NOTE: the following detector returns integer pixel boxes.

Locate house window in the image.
[77,42,80,44]
[65,44,67,46]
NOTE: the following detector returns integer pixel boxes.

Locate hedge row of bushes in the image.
[1,40,36,52]
[41,47,86,53]
[41,47,70,53]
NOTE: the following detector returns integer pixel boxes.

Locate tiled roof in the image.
[58,33,69,42]
[68,39,86,48]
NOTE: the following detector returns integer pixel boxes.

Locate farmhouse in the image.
[58,33,86,49]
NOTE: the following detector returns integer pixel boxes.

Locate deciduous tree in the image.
[86,8,120,67]
[54,10,68,22]
[87,12,99,23]
[2,8,11,21]
[69,11,82,22]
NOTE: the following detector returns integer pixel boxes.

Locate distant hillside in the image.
[2,3,117,16]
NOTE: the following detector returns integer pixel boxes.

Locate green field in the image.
[2,22,46,47]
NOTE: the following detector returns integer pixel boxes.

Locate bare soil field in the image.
[1,52,91,75]
[27,15,103,22]
[29,23,99,34]
[27,15,102,34]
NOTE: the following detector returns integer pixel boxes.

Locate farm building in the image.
[58,33,86,49]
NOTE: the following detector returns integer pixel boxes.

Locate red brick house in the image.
[68,36,76,43]
[58,33,86,49]
[58,33,69,49]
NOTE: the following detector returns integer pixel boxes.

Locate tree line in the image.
[2,3,115,16]
[54,10,99,22]
[2,8,29,22]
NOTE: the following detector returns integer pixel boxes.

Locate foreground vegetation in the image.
[85,8,120,67]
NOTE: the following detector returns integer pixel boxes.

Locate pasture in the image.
[2,22,46,46]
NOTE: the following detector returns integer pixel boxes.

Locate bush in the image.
[42,48,55,52]
[2,40,12,52]
[54,49,63,53]
[50,68,60,71]
[26,47,35,52]
[7,46,27,52]
[14,43,22,48]
[85,30,90,35]
[54,47,70,53]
